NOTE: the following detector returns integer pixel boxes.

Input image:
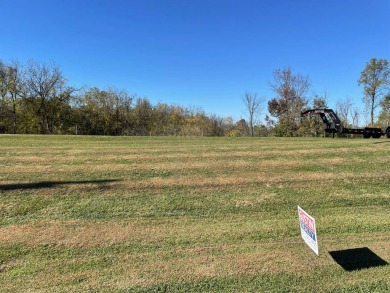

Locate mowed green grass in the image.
[0,135,390,292]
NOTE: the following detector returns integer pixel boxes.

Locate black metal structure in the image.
[301,108,390,139]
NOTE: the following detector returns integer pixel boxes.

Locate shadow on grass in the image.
[329,247,388,271]
[0,179,122,191]
[373,140,390,144]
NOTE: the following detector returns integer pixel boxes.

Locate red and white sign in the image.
[298,206,319,255]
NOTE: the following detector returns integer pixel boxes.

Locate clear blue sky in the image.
[1,0,389,122]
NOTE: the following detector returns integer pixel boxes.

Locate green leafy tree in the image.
[234,119,250,136]
[150,103,172,135]
[208,114,228,137]
[133,97,153,135]
[377,95,390,126]
[358,58,390,126]
[300,96,328,137]
[77,87,130,135]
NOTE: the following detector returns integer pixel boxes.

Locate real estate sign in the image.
[298,206,319,255]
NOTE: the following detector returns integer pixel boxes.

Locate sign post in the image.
[298,206,319,255]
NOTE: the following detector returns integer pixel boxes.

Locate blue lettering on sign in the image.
[300,222,316,241]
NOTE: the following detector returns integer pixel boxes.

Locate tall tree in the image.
[0,61,9,133]
[25,61,75,134]
[0,61,25,133]
[151,102,172,135]
[268,67,310,136]
[133,97,153,135]
[358,58,390,126]
[242,92,263,137]
[7,61,25,133]
[235,119,250,136]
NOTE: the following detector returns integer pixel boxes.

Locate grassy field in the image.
[0,135,389,292]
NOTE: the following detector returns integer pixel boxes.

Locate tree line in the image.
[1,58,389,137]
[0,60,237,136]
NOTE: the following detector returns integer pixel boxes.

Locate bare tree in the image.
[351,107,360,128]
[270,67,310,100]
[336,97,353,125]
[242,92,263,137]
